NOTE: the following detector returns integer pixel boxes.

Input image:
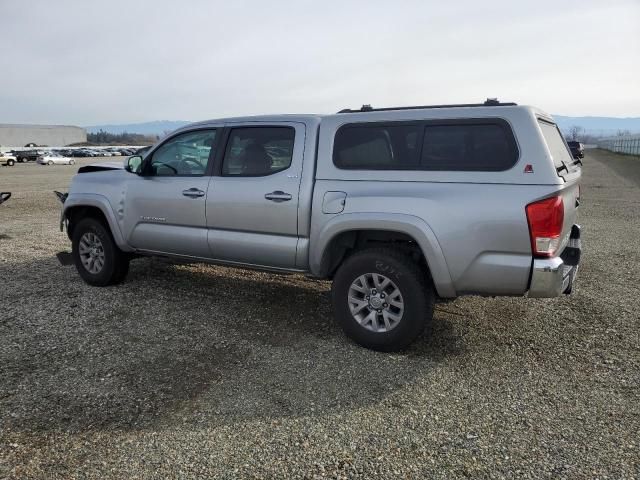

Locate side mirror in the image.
[125,155,143,174]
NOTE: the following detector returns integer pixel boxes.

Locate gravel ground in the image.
[0,151,638,479]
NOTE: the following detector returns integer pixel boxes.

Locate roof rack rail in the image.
[337,98,517,114]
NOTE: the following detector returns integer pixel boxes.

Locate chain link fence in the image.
[598,134,640,156]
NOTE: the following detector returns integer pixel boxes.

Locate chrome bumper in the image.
[529,225,581,298]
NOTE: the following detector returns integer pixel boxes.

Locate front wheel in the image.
[72,217,129,286]
[332,248,435,352]
[47,160,53,165]
[7,159,14,166]
[69,159,75,165]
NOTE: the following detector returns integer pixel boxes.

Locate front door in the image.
[205,123,304,269]
[122,128,218,258]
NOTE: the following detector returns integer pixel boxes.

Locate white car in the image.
[37,153,76,166]
[0,152,17,166]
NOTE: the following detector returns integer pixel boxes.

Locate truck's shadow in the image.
[0,256,465,433]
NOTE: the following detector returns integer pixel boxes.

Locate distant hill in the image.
[87,115,640,138]
[553,115,640,136]
[86,120,191,136]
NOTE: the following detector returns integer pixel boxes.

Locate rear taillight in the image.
[526,196,564,257]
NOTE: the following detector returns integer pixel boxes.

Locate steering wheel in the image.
[179,158,204,174]
[152,162,178,175]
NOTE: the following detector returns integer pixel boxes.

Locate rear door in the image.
[538,119,581,245]
[205,122,305,269]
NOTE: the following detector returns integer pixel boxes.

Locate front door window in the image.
[149,129,216,176]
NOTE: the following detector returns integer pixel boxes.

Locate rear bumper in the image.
[528,225,581,298]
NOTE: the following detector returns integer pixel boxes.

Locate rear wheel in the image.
[72,217,129,286]
[7,159,14,166]
[332,248,434,351]
[69,159,75,165]
[47,160,53,165]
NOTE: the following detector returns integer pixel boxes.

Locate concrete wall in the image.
[0,124,87,147]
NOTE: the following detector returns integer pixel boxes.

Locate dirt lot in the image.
[0,151,638,479]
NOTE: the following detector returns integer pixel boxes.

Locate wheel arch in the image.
[311,213,455,297]
[63,194,132,252]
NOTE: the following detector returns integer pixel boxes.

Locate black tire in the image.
[7,159,14,166]
[19,157,27,163]
[69,159,75,165]
[332,248,435,352]
[72,217,129,286]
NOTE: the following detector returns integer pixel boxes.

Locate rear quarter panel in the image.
[311,180,563,296]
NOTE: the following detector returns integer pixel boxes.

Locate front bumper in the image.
[528,225,581,298]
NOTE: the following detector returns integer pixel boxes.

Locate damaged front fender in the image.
[55,191,69,232]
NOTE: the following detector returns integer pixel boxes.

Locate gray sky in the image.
[1,0,638,125]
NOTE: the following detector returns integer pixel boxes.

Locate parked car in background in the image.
[37,153,75,165]
[87,149,108,157]
[77,149,100,157]
[55,149,74,157]
[135,146,152,156]
[11,149,45,163]
[0,151,17,166]
[567,141,584,159]
[57,100,582,351]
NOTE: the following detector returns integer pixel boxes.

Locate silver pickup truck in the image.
[58,100,582,351]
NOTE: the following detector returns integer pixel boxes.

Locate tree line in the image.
[566,126,633,144]
[87,129,158,145]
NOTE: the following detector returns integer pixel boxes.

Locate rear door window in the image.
[222,127,295,176]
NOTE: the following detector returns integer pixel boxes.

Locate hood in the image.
[77,161,125,173]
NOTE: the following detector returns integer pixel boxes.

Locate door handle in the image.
[264,191,292,202]
[182,188,205,198]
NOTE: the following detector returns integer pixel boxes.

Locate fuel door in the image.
[322,191,347,214]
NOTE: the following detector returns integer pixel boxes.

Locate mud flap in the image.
[56,251,74,266]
